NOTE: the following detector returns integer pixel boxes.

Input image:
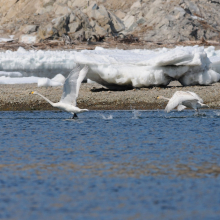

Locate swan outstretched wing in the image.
[186,91,203,103]
[165,91,198,112]
[60,64,88,106]
[76,65,89,98]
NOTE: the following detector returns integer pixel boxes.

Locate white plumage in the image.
[32,64,89,118]
[157,91,209,113]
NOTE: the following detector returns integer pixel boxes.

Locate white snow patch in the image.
[0,76,40,84]
[0,71,22,77]
[0,46,220,87]
[19,35,37,44]
[37,74,65,87]
[51,74,66,84]
[191,15,204,21]
[0,35,14,42]
[74,46,220,87]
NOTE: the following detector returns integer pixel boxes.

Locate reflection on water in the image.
[0,110,220,219]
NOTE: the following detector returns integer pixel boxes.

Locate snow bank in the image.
[0,73,65,87]
[0,76,40,84]
[0,71,22,77]
[0,46,220,87]
[0,47,77,77]
[0,36,14,43]
[37,74,65,87]
[74,46,220,87]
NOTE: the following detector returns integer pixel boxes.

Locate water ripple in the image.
[0,110,220,219]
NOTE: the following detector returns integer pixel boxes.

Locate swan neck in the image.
[159,96,170,101]
[79,109,88,113]
[35,92,55,106]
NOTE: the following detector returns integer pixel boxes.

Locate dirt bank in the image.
[1,81,220,111]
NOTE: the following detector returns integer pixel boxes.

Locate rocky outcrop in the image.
[0,0,220,45]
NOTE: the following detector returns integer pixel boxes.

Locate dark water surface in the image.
[0,110,220,220]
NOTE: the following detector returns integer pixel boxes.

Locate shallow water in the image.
[0,110,220,220]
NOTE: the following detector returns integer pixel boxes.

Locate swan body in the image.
[32,64,89,118]
[157,91,209,113]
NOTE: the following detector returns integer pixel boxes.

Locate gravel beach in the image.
[1,40,220,112]
[1,81,220,111]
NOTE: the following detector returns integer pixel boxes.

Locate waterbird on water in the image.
[31,64,89,119]
[157,91,209,113]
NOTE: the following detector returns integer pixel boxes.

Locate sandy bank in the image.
[1,81,220,111]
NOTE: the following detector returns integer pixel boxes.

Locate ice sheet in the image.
[74,46,220,87]
[0,46,220,87]
[0,76,40,84]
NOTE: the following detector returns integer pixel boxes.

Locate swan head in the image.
[156,95,169,101]
[80,109,89,113]
[202,104,209,108]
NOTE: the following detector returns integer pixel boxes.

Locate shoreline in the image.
[1,81,220,111]
[1,40,220,52]
[1,41,220,112]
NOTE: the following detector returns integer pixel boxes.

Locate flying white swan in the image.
[157,91,209,113]
[32,64,89,119]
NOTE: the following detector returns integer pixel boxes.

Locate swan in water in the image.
[32,64,89,119]
[157,91,209,113]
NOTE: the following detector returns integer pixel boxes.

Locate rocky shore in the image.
[1,0,220,112]
[1,81,220,111]
[1,0,220,47]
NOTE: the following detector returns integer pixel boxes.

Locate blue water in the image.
[0,110,220,220]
